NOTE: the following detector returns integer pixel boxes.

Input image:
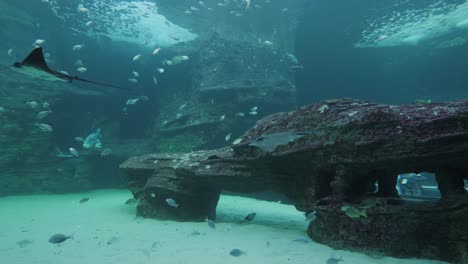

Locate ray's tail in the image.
[72,76,129,90]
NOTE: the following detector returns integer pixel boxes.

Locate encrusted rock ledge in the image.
[120,98,468,263]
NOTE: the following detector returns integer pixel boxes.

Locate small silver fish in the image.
[152,47,161,55]
[35,39,46,45]
[165,198,179,208]
[74,137,84,142]
[152,75,157,86]
[126,99,139,105]
[163,60,173,66]
[69,148,79,157]
[83,128,102,149]
[225,133,231,142]
[319,104,329,113]
[36,110,51,119]
[77,7,89,13]
[290,65,304,72]
[36,123,52,132]
[72,44,85,51]
[26,101,39,109]
[128,78,138,83]
[77,67,87,73]
[133,54,142,61]
[132,71,139,77]
[101,148,112,157]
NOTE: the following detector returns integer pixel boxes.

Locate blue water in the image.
[0,0,466,263]
[296,0,468,105]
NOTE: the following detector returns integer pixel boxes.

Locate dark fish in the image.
[292,237,310,244]
[17,239,33,248]
[244,212,256,221]
[229,249,245,257]
[48,234,71,244]
[206,218,216,229]
[79,197,89,204]
[125,198,137,205]
[106,236,119,245]
[326,257,343,264]
[190,231,201,236]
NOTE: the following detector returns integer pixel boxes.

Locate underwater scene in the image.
[0,0,467,263]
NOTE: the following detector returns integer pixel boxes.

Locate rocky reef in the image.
[149,0,303,152]
[121,98,468,263]
[151,32,297,152]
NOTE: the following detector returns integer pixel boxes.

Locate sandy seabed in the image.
[0,189,447,264]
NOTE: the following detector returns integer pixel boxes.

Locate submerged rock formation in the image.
[149,0,304,152]
[151,33,297,152]
[121,98,468,263]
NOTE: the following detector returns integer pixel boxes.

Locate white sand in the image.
[0,189,447,264]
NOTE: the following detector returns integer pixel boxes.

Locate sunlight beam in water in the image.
[355,1,468,48]
[48,0,198,47]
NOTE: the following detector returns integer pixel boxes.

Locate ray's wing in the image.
[20,47,50,69]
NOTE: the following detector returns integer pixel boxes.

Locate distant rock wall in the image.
[149,0,305,153]
[151,33,298,152]
[0,71,95,195]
